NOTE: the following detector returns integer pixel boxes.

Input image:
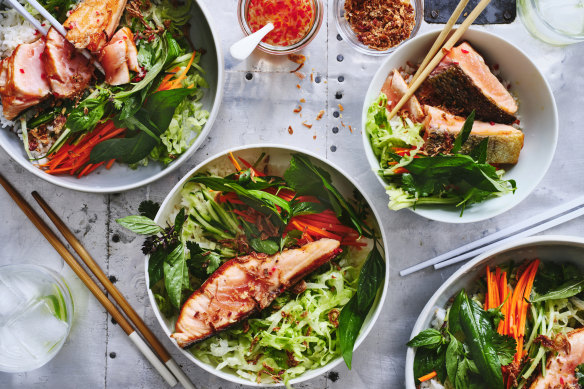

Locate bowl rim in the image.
[145,143,390,387]
[236,0,324,55]
[360,27,559,223]
[404,234,584,388]
[334,0,423,56]
[0,0,225,194]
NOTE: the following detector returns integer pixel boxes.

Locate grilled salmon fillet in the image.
[530,328,584,389]
[381,69,424,122]
[171,238,342,348]
[423,106,524,164]
[416,42,518,124]
[43,27,93,98]
[99,27,140,85]
[63,0,127,53]
[0,38,50,120]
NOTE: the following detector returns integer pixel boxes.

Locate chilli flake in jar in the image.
[246,0,316,47]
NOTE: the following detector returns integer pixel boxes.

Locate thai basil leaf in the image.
[163,243,188,309]
[339,244,385,369]
[448,291,465,341]
[285,154,369,236]
[356,244,385,309]
[413,347,447,383]
[338,295,364,370]
[250,238,279,255]
[470,138,489,164]
[407,328,443,349]
[148,249,166,287]
[143,88,193,131]
[446,335,463,384]
[452,110,476,154]
[116,215,163,235]
[458,290,505,389]
[531,279,584,303]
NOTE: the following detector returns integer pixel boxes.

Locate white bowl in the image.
[361,29,558,223]
[405,235,584,388]
[0,2,224,193]
[146,144,389,386]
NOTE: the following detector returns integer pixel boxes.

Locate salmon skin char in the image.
[171,238,343,348]
[416,42,518,125]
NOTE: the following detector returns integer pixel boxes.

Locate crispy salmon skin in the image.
[416,42,518,124]
[171,239,342,348]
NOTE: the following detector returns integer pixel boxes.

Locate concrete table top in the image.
[1,1,583,388]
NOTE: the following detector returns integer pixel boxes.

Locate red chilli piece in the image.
[19,69,24,74]
[461,49,469,54]
[489,121,495,126]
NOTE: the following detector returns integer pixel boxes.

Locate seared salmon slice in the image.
[423,106,524,164]
[99,28,140,86]
[416,42,518,124]
[43,27,93,98]
[381,69,424,122]
[0,38,50,120]
[171,238,342,348]
[530,328,584,389]
[63,0,127,53]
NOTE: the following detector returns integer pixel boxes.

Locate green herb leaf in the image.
[186,241,222,280]
[116,215,163,235]
[280,230,302,251]
[290,201,329,217]
[174,208,186,234]
[576,364,584,387]
[338,295,364,370]
[470,138,489,164]
[491,333,516,366]
[531,279,584,303]
[285,154,369,236]
[139,200,160,219]
[452,110,475,154]
[445,334,462,384]
[163,243,188,309]
[458,290,506,389]
[413,347,447,383]
[339,244,385,369]
[148,249,166,287]
[407,328,443,349]
[66,94,107,133]
[250,238,279,255]
[356,245,385,309]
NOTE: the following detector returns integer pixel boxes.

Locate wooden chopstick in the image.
[409,0,470,85]
[0,174,177,387]
[31,192,196,389]
[388,0,492,120]
[400,195,584,276]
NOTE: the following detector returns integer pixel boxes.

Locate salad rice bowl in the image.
[144,145,389,386]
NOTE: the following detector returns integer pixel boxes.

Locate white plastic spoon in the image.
[230,23,274,60]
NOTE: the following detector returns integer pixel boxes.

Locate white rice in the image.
[420,379,446,389]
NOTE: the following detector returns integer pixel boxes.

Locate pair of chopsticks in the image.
[387,0,492,120]
[6,0,105,74]
[0,174,194,389]
[401,196,584,276]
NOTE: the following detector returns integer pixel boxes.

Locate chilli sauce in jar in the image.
[246,0,316,47]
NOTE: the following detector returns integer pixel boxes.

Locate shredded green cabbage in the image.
[191,262,359,386]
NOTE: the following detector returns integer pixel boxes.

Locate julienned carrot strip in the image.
[228,152,242,172]
[418,371,437,382]
[77,163,93,178]
[293,217,356,234]
[340,240,367,247]
[106,159,115,170]
[169,52,196,89]
[293,220,342,241]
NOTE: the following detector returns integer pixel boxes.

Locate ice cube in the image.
[0,326,35,372]
[7,300,69,358]
[5,270,49,301]
[0,278,25,324]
